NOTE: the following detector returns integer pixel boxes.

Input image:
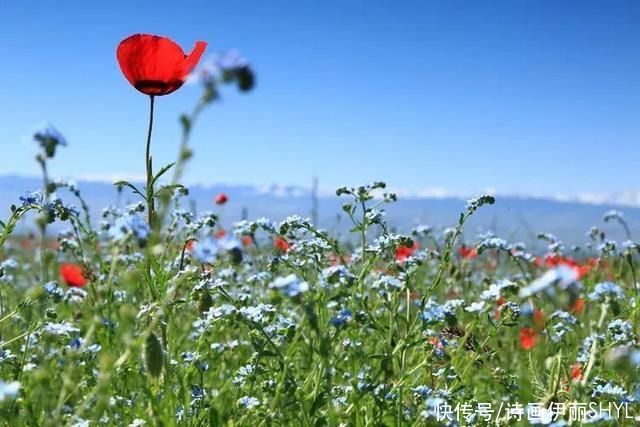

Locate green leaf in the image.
[113,180,146,201]
[367,353,387,360]
[208,407,220,426]
[150,162,176,188]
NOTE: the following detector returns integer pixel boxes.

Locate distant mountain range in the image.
[1,174,638,246]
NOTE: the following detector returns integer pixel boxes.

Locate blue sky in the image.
[0,0,638,198]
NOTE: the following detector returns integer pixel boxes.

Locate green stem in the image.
[38,157,50,282]
[425,212,471,301]
[172,101,205,185]
[153,99,205,239]
[580,302,609,386]
[360,200,367,268]
[144,95,157,302]
[145,95,156,227]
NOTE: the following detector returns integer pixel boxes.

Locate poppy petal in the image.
[520,327,537,350]
[184,41,207,75]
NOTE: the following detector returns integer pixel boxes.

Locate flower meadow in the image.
[1,34,639,427]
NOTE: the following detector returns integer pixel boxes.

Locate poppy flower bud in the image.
[198,293,213,314]
[145,333,164,378]
[228,247,243,265]
[234,66,255,92]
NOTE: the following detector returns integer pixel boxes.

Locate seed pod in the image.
[145,333,163,378]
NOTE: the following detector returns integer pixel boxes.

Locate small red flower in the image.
[215,193,229,205]
[428,337,443,349]
[395,242,419,262]
[215,229,227,238]
[459,244,478,259]
[571,363,582,381]
[571,297,585,314]
[241,236,253,247]
[117,34,207,96]
[59,263,88,288]
[541,254,593,279]
[575,257,598,278]
[520,327,537,350]
[274,237,290,252]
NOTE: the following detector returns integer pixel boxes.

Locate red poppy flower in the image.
[571,297,585,314]
[570,363,582,381]
[60,263,88,287]
[215,229,227,239]
[540,254,595,279]
[574,265,587,278]
[274,237,290,252]
[520,327,537,350]
[117,34,207,96]
[241,236,253,247]
[395,242,419,262]
[215,193,229,205]
[459,244,478,259]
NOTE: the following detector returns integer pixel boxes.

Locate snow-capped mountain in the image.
[1,174,639,245]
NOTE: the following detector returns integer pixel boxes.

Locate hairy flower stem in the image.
[153,99,206,241]
[0,206,39,249]
[143,95,158,302]
[424,211,471,301]
[581,302,609,386]
[145,95,156,228]
[37,156,50,282]
[143,95,164,356]
[143,95,175,394]
[625,254,639,330]
[360,200,367,269]
[172,100,205,185]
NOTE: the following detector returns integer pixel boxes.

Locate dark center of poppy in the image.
[135,79,184,95]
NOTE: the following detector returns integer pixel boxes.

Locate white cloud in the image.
[10,172,640,208]
[380,186,640,208]
[70,172,146,183]
[255,184,308,198]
